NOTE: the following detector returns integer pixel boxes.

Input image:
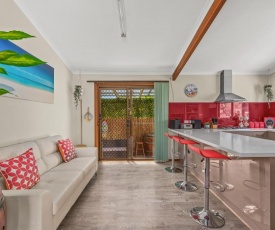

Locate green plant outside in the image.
[102,97,154,118]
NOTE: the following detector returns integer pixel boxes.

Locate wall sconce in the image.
[117,0,127,37]
[84,107,93,122]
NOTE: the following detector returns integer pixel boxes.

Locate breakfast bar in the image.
[169,128,275,230]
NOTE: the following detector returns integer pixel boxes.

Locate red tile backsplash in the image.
[169,102,275,127]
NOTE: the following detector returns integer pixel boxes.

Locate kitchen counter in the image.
[169,128,275,157]
[169,128,275,230]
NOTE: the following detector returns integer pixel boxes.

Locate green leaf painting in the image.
[0,88,11,95]
[0,30,35,40]
[0,54,46,67]
[0,67,7,75]
[0,89,17,96]
[0,50,17,61]
[0,84,16,96]
[0,30,53,103]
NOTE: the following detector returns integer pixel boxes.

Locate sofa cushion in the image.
[0,141,47,176]
[35,135,63,171]
[75,147,98,159]
[51,157,97,177]
[57,139,76,162]
[0,148,40,190]
[32,170,83,215]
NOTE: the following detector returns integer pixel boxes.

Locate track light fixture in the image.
[117,0,127,37]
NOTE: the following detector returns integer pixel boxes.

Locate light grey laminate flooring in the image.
[58,161,249,230]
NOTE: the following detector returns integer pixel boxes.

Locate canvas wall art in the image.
[0,31,54,104]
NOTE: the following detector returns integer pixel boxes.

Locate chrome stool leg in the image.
[165,137,182,173]
[190,158,225,228]
[175,145,197,192]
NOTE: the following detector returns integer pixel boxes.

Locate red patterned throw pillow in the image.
[0,148,40,190]
[58,139,77,162]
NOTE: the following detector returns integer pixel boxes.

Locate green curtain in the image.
[154,82,169,162]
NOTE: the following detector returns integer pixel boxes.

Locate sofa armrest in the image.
[75,147,98,159]
[3,189,53,230]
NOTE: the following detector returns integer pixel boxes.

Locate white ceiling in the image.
[14,0,275,76]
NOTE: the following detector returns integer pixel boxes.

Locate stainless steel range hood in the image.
[215,70,246,102]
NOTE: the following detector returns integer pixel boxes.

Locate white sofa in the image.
[0,135,98,230]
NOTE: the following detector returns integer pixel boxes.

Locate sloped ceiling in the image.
[14,0,275,76]
[184,0,275,75]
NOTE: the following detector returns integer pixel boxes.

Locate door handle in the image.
[98,114,102,126]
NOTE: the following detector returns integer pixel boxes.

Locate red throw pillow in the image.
[0,148,40,190]
[58,139,77,162]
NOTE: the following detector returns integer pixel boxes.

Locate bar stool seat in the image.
[173,136,198,192]
[188,144,231,228]
[164,133,182,173]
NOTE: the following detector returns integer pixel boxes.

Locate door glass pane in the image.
[132,88,154,159]
[100,89,127,159]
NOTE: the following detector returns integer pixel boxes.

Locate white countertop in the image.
[169,128,275,158]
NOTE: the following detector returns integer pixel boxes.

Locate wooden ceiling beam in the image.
[172,0,226,81]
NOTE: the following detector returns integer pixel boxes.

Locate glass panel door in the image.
[99,86,154,160]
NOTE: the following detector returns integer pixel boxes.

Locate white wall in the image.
[72,74,169,146]
[170,74,269,102]
[0,0,74,147]
[73,74,270,146]
[1,0,271,149]
[271,73,275,88]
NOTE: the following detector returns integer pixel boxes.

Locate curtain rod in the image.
[86,80,169,83]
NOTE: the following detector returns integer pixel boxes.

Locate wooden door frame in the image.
[94,81,154,160]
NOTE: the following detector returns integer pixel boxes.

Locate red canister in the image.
[259,122,265,128]
[249,122,255,128]
[254,122,260,128]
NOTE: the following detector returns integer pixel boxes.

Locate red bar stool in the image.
[188,144,231,228]
[172,136,198,192]
[164,133,182,173]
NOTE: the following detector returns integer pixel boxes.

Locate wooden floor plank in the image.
[58,161,249,230]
